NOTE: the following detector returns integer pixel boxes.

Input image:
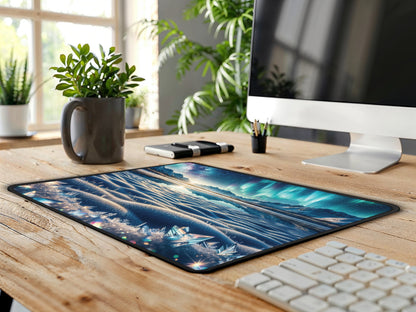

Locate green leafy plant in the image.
[0,52,33,105]
[126,88,148,109]
[138,0,254,133]
[50,43,144,98]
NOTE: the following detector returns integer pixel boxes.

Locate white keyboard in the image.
[235,241,416,312]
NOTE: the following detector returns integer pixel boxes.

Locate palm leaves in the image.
[139,0,254,133]
[0,52,33,105]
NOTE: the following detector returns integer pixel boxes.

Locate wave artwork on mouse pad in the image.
[8,162,398,272]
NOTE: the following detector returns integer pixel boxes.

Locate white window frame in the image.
[0,0,121,131]
[0,0,159,131]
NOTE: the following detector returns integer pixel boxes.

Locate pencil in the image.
[253,120,259,136]
[262,121,268,136]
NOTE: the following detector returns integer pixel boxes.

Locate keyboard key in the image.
[308,284,337,299]
[392,285,416,299]
[328,262,357,275]
[334,279,364,293]
[365,252,387,262]
[290,295,329,312]
[336,253,363,264]
[370,277,400,291]
[345,246,366,256]
[256,280,282,292]
[356,260,384,271]
[235,272,270,289]
[386,259,409,269]
[298,252,337,268]
[326,241,347,249]
[378,295,410,310]
[262,266,318,291]
[280,258,323,277]
[311,270,343,285]
[269,285,302,302]
[356,287,386,302]
[350,270,378,283]
[397,272,416,285]
[376,266,404,278]
[349,300,382,312]
[280,258,342,284]
[327,292,357,308]
[315,246,344,258]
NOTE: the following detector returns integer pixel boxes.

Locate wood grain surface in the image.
[0,129,163,150]
[0,131,415,312]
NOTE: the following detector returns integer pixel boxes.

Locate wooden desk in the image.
[0,128,163,150]
[1,131,415,312]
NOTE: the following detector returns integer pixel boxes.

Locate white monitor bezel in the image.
[247,96,416,173]
[247,96,416,140]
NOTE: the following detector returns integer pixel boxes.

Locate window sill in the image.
[0,128,163,150]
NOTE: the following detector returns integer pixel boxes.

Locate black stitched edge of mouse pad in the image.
[8,162,399,273]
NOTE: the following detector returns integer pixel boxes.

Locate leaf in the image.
[125,83,139,88]
[80,44,90,55]
[60,54,66,65]
[55,83,72,90]
[63,89,77,97]
[131,76,145,82]
[93,56,100,66]
[67,53,73,66]
[70,45,80,58]
[225,19,236,47]
[192,92,212,110]
[128,65,136,75]
[53,74,67,80]
[99,44,105,58]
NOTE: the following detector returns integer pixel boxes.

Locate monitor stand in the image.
[302,133,402,174]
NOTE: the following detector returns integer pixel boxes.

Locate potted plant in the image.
[50,43,144,164]
[125,88,147,129]
[0,52,33,137]
[137,0,253,134]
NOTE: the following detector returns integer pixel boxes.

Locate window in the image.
[0,0,158,130]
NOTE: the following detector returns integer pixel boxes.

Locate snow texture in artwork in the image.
[12,162,395,271]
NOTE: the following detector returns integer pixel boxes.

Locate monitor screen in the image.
[249,0,416,106]
[247,0,416,173]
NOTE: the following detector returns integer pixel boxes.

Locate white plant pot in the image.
[0,104,29,137]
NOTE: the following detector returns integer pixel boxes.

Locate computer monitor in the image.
[247,0,416,173]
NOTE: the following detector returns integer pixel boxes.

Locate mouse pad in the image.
[8,162,399,273]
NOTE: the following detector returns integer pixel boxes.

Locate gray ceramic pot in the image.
[125,106,142,129]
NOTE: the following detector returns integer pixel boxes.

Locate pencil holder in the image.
[251,135,267,153]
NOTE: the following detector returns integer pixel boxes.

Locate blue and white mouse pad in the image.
[8,162,398,273]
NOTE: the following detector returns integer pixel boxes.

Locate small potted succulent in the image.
[125,88,147,129]
[50,43,144,164]
[0,52,33,137]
